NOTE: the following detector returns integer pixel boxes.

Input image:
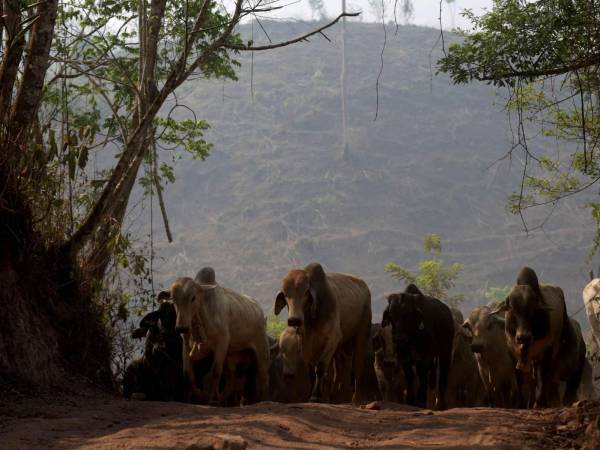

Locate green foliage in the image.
[437,0,600,254]
[484,286,511,304]
[17,0,260,377]
[423,233,441,253]
[385,234,464,307]
[266,312,287,338]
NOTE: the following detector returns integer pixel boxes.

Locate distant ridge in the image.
[141,21,595,325]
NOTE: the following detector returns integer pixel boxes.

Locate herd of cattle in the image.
[123,263,600,410]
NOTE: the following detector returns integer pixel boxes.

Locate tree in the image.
[0,0,357,386]
[385,233,464,306]
[437,0,600,251]
[266,312,287,339]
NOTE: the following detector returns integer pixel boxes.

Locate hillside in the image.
[146,21,596,323]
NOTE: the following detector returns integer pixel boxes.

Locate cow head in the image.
[160,277,216,335]
[464,307,504,354]
[275,267,320,328]
[278,326,303,377]
[385,291,425,353]
[489,274,551,370]
[373,324,397,368]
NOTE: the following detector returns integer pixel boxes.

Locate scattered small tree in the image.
[266,312,287,339]
[385,234,464,307]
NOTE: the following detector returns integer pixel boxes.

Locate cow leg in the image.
[310,361,327,402]
[403,362,416,405]
[563,351,585,406]
[333,350,353,403]
[209,344,228,405]
[536,351,558,408]
[309,339,337,403]
[255,353,269,403]
[515,369,528,409]
[181,337,201,403]
[476,361,491,407]
[436,355,450,411]
[504,379,513,408]
[352,322,370,405]
[219,359,237,406]
[310,355,335,402]
[415,361,428,408]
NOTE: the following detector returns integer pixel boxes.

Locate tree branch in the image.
[478,55,600,83]
[225,12,360,51]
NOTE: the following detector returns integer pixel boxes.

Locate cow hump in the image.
[195,266,216,285]
[516,267,542,297]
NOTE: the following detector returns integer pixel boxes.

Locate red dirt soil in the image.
[2,393,599,450]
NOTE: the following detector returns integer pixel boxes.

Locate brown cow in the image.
[274,262,372,403]
[160,272,270,404]
[491,267,578,408]
[372,323,405,402]
[447,312,486,408]
[463,306,517,408]
[272,326,314,402]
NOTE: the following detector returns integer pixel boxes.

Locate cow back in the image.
[326,272,372,343]
[217,286,266,352]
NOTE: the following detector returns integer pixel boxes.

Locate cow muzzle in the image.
[515,332,532,345]
[470,341,484,353]
[383,359,396,368]
[288,317,303,327]
[175,326,190,334]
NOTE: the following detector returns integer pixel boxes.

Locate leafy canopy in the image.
[385,234,463,306]
[438,0,600,253]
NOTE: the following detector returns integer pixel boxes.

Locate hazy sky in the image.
[261,0,494,29]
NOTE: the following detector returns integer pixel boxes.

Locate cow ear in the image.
[131,327,148,339]
[462,320,473,337]
[157,290,171,302]
[309,285,318,319]
[274,291,287,315]
[140,310,160,329]
[489,298,509,315]
[381,308,391,327]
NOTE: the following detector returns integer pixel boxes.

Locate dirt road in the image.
[2,394,598,449]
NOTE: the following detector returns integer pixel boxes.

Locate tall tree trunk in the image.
[341,0,349,160]
[10,0,58,148]
[0,1,24,124]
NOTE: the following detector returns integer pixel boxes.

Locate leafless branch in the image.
[225,12,360,51]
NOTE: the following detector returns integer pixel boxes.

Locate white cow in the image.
[159,271,270,404]
[582,278,600,358]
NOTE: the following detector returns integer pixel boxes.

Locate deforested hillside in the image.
[149,20,596,321]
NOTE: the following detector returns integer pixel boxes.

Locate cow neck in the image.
[305,281,335,329]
